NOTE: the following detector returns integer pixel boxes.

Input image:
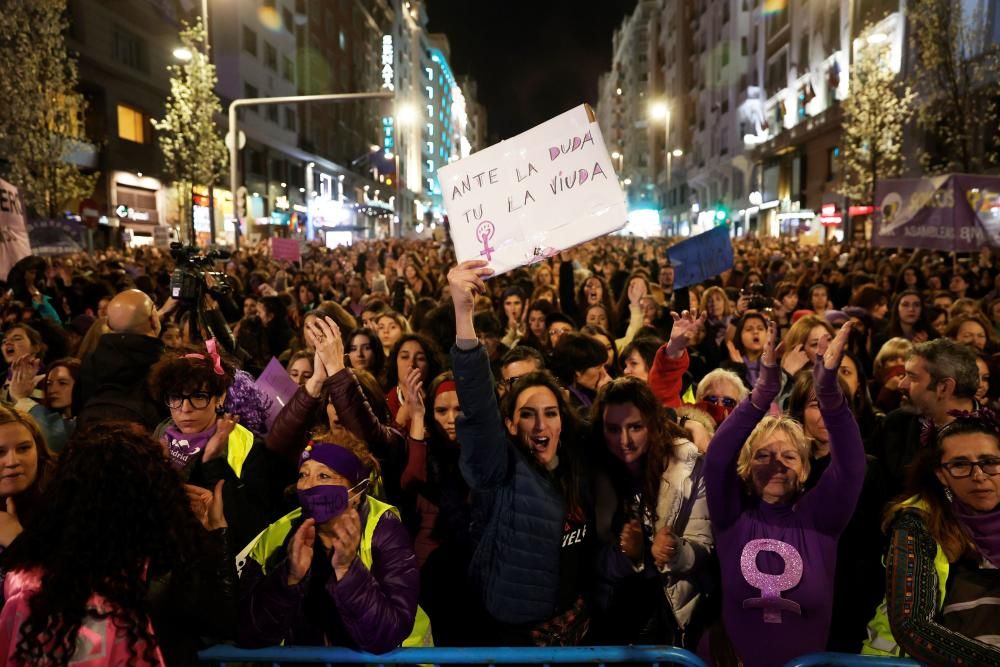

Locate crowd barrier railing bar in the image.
[197,644,708,667]
[782,653,921,667]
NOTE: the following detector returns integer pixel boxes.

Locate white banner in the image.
[0,178,32,280]
[438,104,627,276]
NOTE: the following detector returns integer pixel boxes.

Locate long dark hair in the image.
[590,377,687,523]
[887,289,937,341]
[384,333,443,390]
[0,406,57,526]
[346,327,386,379]
[500,371,588,512]
[3,422,207,666]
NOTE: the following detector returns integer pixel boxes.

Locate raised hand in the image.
[628,278,648,307]
[822,321,853,370]
[402,366,425,420]
[447,260,494,339]
[8,355,39,401]
[309,316,346,375]
[287,518,316,586]
[666,310,706,357]
[781,343,810,377]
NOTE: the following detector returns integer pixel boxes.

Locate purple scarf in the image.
[952,498,1000,567]
[164,423,217,470]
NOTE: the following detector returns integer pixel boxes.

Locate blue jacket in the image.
[451,344,565,625]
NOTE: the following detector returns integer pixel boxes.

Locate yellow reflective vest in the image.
[862,497,950,657]
[239,495,433,649]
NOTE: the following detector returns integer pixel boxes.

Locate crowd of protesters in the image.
[0,234,996,666]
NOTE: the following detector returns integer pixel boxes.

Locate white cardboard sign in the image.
[438,104,627,276]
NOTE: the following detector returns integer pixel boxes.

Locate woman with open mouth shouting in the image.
[447,259,595,646]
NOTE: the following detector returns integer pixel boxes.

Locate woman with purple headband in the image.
[237,436,432,652]
[704,319,865,666]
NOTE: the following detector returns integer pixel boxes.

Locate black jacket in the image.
[74,333,167,431]
[869,408,926,499]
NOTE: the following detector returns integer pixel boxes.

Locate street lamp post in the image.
[228,91,395,250]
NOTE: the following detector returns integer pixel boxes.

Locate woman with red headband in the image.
[238,436,432,652]
[148,342,295,548]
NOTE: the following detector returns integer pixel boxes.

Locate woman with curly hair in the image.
[238,435,430,652]
[0,422,237,666]
[148,343,294,547]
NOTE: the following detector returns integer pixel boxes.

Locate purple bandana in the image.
[300,441,369,485]
[164,423,217,470]
[952,498,1000,567]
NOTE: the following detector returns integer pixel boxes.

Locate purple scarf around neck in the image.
[164,423,218,470]
[952,497,1000,567]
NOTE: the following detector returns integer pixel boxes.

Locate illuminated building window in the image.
[117,104,146,144]
[425,67,433,79]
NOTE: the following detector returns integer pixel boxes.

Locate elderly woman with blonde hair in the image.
[703,319,865,666]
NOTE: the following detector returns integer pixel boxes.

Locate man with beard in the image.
[871,338,979,497]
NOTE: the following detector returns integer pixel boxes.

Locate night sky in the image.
[425,0,639,144]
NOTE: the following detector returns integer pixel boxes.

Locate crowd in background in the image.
[0,233,997,666]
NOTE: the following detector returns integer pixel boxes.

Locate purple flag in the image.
[873,174,1000,251]
[254,357,300,432]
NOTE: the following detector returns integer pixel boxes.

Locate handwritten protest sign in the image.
[666,226,734,289]
[0,178,32,280]
[438,104,627,276]
[271,237,301,263]
[254,357,300,432]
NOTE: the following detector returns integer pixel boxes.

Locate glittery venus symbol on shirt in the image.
[740,538,803,623]
[476,221,495,261]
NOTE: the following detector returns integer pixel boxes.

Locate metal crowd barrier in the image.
[197,644,707,667]
[782,654,920,667]
[198,645,925,667]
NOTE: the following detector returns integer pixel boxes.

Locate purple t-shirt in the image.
[704,398,865,667]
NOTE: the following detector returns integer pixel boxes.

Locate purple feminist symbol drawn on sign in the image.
[740,538,803,623]
[476,221,496,261]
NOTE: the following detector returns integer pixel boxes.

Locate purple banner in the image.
[873,174,1000,251]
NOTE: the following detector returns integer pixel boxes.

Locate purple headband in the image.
[300,440,369,485]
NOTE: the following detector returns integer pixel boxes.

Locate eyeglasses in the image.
[499,376,522,391]
[940,457,1000,478]
[165,391,212,410]
[703,395,738,409]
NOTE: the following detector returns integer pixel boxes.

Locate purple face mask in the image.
[297,480,369,523]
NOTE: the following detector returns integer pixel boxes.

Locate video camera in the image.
[741,283,771,312]
[169,243,233,302]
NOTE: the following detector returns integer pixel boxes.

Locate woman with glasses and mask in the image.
[238,435,431,652]
[149,345,294,548]
[864,412,1000,664]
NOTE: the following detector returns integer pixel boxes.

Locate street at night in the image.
[0,1,999,666]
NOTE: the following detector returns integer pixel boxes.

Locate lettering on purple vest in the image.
[740,538,803,623]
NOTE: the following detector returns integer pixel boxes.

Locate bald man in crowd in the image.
[73,289,168,430]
